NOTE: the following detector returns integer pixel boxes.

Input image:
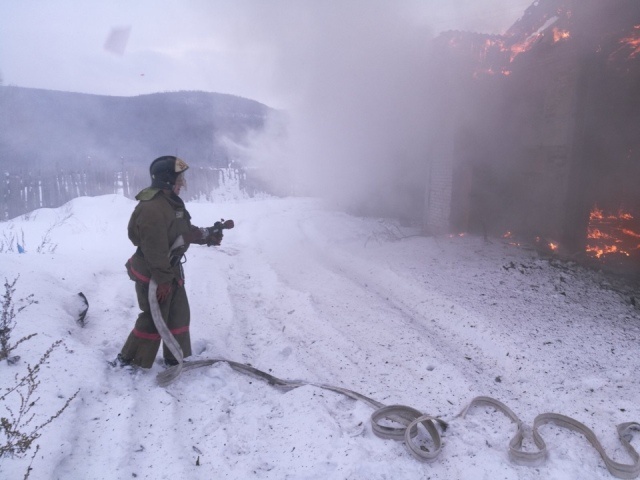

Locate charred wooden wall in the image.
[425,0,640,269]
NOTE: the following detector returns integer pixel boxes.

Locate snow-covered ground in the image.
[1,193,639,480]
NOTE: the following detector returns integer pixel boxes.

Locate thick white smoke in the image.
[224,1,530,217]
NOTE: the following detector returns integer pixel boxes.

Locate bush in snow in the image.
[0,229,25,254]
[1,340,79,477]
[0,278,79,478]
[0,277,36,364]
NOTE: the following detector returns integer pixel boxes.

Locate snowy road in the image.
[2,195,640,479]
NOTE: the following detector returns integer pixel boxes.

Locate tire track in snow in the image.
[47,265,195,478]
[300,230,512,382]
[49,364,146,478]
[222,207,475,410]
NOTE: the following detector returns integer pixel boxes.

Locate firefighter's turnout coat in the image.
[120,187,193,368]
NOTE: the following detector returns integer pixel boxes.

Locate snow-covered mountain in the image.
[0,86,270,169]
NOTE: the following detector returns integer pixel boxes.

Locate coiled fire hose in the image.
[147,238,640,478]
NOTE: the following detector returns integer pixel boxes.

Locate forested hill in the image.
[0,86,271,169]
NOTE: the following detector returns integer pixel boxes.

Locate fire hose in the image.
[147,239,640,478]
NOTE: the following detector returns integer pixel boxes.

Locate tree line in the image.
[0,166,263,221]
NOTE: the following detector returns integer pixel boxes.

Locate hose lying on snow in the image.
[146,239,640,478]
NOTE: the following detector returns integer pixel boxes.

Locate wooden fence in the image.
[0,166,263,220]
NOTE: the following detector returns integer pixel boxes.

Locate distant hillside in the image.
[0,86,275,219]
[0,86,271,169]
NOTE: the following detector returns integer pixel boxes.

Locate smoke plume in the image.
[228,1,528,219]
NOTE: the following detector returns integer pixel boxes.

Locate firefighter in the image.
[112,155,233,369]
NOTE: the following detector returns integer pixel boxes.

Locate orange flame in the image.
[589,207,604,221]
[552,28,571,43]
[611,26,640,61]
[510,34,541,62]
[585,244,619,259]
[586,206,640,260]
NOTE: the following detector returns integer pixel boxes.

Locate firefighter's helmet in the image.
[149,156,189,190]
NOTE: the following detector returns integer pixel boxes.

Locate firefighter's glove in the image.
[206,229,223,246]
[206,219,235,246]
[156,282,173,304]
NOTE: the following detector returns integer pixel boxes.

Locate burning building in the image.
[423,0,640,272]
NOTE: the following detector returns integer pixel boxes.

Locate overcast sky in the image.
[0,1,533,109]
